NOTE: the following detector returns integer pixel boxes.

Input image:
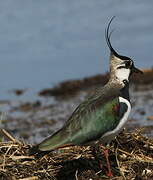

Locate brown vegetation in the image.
[0,129,153,180]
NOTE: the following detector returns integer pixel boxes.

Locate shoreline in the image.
[0,68,153,144]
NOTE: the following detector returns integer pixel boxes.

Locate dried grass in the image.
[0,129,153,180]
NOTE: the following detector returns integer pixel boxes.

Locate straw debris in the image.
[0,129,153,180]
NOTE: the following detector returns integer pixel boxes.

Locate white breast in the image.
[100,96,131,144]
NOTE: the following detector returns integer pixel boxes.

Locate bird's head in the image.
[105,17,143,83]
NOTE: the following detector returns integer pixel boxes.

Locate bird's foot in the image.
[107,170,113,177]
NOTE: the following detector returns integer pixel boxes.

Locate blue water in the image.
[0,0,153,99]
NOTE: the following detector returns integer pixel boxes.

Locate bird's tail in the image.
[29,129,72,157]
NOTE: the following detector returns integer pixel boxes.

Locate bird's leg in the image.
[98,159,103,169]
[99,144,113,177]
[91,145,103,169]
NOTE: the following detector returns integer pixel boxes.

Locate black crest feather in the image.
[105,16,130,60]
[105,16,117,55]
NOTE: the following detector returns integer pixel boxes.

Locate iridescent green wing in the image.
[38,84,123,151]
[65,96,120,145]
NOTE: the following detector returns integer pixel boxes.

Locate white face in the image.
[115,66,131,82]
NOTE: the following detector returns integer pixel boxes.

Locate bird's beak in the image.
[132,66,143,74]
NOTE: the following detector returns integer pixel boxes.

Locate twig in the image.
[117,148,133,156]
[2,144,13,170]
[115,148,126,180]
[19,177,38,180]
[75,169,79,180]
[0,129,22,144]
[10,155,35,161]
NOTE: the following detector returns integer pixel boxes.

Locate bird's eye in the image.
[125,60,132,68]
[123,79,128,85]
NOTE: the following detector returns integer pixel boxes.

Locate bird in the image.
[29,17,143,176]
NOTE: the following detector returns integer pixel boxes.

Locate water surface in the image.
[0,1,152,99]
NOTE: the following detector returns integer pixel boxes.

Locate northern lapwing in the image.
[29,17,143,176]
